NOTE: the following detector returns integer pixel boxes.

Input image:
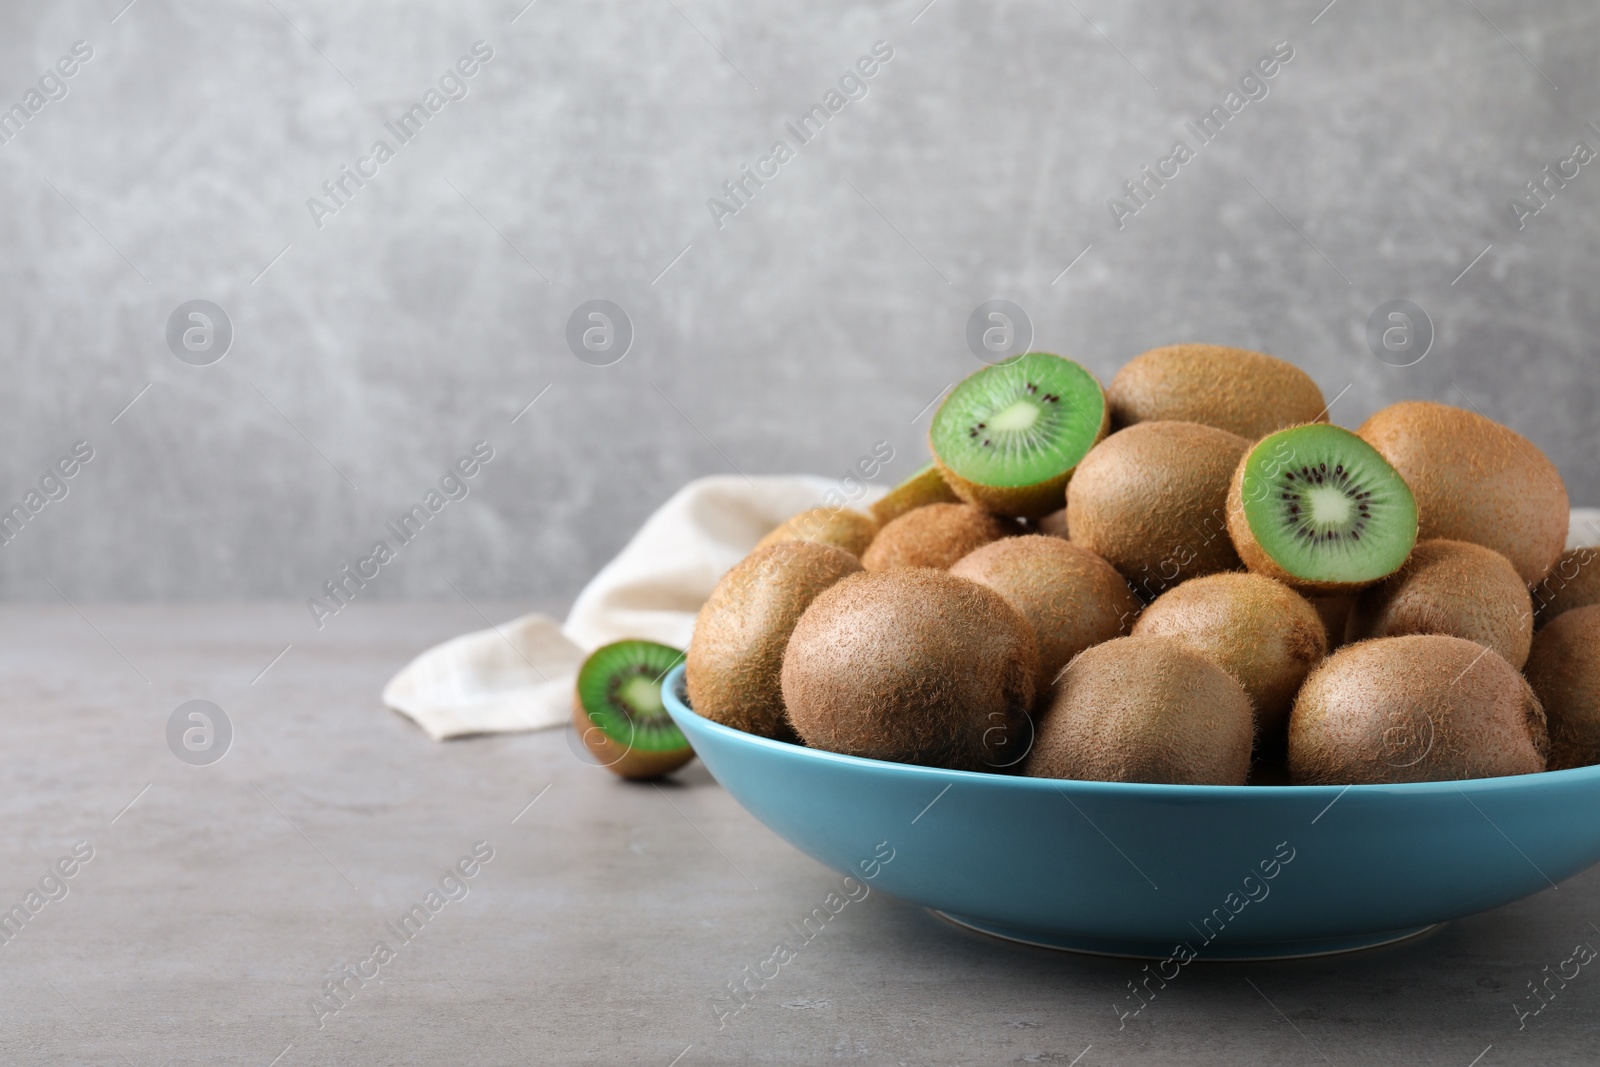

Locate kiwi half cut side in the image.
[930,352,1108,518]
[1227,423,1417,593]
[572,639,695,779]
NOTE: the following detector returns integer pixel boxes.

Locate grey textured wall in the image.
[0,0,1594,607]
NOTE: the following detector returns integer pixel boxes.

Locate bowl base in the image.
[932,911,1443,960]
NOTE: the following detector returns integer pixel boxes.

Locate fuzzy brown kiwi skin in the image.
[1033,509,1070,539]
[780,569,1038,771]
[861,503,1019,571]
[756,507,879,559]
[1288,634,1547,785]
[571,698,696,780]
[1357,401,1568,585]
[1065,421,1249,586]
[1108,344,1328,440]
[1024,635,1254,785]
[869,464,961,526]
[1533,547,1600,629]
[1523,605,1600,770]
[933,401,1111,519]
[1223,433,1414,596]
[950,535,1143,695]
[686,541,863,741]
[1345,539,1533,668]
[1132,572,1327,740]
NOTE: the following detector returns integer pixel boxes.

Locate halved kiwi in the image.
[1227,424,1417,593]
[572,640,694,779]
[930,352,1108,517]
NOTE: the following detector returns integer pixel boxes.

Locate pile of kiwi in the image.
[673,345,1597,787]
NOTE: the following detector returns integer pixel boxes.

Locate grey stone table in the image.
[1,604,1595,1066]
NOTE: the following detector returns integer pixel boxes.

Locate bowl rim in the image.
[662,663,1600,798]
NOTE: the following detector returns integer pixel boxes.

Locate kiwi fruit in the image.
[950,535,1143,693]
[1345,539,1533,668]
[1309,594,1355,650]
[1132,572,1327,738]
[686,541,862,740]
[861,502,1016,571]
[1358,400,1569,585]
[1288,635,1547,784]
[1034,509,1069,539]
[869,462,960,526]
[1226,423,1418,594]
[1107,344,1327,439]
[929,351,1109,517]
[573,640,695,779]
[756,506,878,558]
[781,569,1038,770]
[1065,421,1249,591]
[1024,635,1254,785]
[1533,546,1600,629]
[1524,605,1600,770]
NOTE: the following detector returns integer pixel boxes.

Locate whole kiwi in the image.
[781,569,1038,770]
[1288,635,1547,784]
[861,502,1016,571]
[1523,605,1600,770]
[1034,509,1070,539]
[950,535,1143,693]
[1107,344,1327,439]
[868,463,961,526]
[756,506,879,559]
[1132,572,1327,738]
[686,541,862,740]
[1533,546,1600,629]
[1024,635,1254,784]
[1065,421,1249,591]
[1357,401,1569,585]
[1345,539,1533,668]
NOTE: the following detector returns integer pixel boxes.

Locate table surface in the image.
[1,603,1595,1066]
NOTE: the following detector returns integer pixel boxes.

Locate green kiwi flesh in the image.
[573,640,694,779]
[930,352,1108,517]
[1230,424,1417,591]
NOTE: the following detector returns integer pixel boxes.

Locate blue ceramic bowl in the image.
[663,665,1600,959]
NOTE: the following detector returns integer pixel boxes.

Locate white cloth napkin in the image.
[383,475,885,739]
[384,490,1599,740]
